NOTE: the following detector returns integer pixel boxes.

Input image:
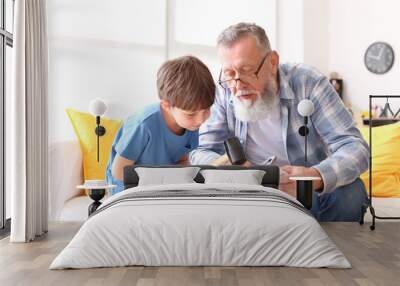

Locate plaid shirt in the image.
[189,63,369,194]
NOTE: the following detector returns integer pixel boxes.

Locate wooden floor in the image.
[0,222,399,286]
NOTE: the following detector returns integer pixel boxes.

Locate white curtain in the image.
[10,0,49,242]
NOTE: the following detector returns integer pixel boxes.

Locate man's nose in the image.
[235,78,248,90]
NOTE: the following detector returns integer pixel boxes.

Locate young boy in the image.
[106,56,215,195]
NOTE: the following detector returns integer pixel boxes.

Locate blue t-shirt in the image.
[106,103,199,195]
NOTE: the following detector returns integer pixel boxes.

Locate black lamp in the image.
[86,99,108,216]
[292,99,320,210]
[89,98,107,162]
[297,99,315,164]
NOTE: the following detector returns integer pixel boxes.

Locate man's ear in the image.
[268,51,280,75]
[160,99,172,111]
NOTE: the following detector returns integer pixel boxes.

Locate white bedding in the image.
[50,183,350,269]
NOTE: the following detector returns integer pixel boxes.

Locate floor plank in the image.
[0,222,399,286]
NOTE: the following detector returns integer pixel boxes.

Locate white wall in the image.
[276,0,304,64]
[303,0,329,76]
[292,0,400,111]
[48,0,167,143]
[277,0,330,75]
[327,0,400,111]
[169,0,277,80]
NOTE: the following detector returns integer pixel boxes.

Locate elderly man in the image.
[190,23,369,222]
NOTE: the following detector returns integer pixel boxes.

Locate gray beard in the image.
[233,81,279,122]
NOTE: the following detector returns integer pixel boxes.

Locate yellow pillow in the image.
[66,109,122,181]
[359,122,400,197]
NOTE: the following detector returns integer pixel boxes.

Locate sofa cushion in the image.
[66,108,122,181]
[359,122,400,197]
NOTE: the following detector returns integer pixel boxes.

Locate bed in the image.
[50,165,350,269]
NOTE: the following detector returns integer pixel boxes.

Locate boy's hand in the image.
[177,154,189,165]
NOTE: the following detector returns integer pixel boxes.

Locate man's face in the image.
[218,36,279,122]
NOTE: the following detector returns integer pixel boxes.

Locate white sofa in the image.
[49,140,106,221]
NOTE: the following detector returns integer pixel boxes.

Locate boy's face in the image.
[170,107,211,131]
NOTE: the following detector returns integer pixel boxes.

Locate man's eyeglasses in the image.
[218,54,268,89]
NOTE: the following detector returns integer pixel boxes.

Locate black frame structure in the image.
[366,95,400,231]
[0,0,14,236]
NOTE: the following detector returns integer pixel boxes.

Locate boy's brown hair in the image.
[157,56,215,111]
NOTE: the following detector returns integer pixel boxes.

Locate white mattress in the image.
[50,183,350,269]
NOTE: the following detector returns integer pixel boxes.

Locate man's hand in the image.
[211,154,231,166]
[211,154,253,167]
[279,165,324,197]
[241,160,252,167]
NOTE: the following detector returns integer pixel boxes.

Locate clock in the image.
[364,42,395,74]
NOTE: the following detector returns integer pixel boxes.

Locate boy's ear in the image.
[160,99,172,111]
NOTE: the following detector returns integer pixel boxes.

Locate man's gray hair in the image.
[217,22,271,53]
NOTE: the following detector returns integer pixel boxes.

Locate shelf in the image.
[362,118,400,127]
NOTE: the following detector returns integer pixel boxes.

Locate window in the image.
[0,0,14,236]
[168,0,277,78]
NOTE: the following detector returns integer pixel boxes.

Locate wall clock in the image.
[364,42,395,74]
